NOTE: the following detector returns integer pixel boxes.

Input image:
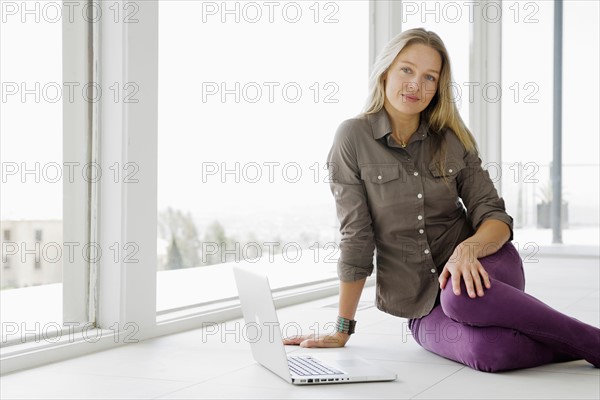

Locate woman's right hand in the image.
[283,331,350,348]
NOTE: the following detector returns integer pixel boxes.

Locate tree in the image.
[158,207,201,269]
[202,220,239,265]
[167,236,183,270]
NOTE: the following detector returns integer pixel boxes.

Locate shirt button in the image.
[424,249,430,255]
[417,193,423,199]
[430,268,436,274]
[448,169,453,173]
[334,191,338,196]
[419,229,424,234]
[417,215,423,220]
[377,175,382,180]
[413,171,419,176]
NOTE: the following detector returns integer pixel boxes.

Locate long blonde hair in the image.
[364,28,478,163]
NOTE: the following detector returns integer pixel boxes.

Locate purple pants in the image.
[408,242,600,372]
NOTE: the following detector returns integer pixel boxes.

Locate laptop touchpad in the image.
[335,359,369,367]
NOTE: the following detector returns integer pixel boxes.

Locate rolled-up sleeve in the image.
[326,120,376,281]
[457,149,514,241]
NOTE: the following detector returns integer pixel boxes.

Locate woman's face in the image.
[383,43,442,117]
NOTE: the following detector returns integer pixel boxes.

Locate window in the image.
[501,0,599,244]
[156,0,370,313]
[0,0,92,347]
[0,1,65,342]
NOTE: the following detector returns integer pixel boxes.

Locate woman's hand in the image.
[283,331,350,348]
[438,243,491,298]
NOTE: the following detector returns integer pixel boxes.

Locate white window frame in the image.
[62,0,91,323]
[469,0,503,194]
[93,0,158,333]
[369,0,403,74]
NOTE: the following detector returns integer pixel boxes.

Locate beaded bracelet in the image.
[335,315,357,335]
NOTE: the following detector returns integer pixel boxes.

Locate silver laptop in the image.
[232,265,397,385]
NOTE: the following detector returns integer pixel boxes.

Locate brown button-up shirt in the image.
[326,107,514,319]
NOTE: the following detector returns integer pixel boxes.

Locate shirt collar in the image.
[368,107,430,143]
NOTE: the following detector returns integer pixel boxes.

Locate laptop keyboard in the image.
[288,355,345,376]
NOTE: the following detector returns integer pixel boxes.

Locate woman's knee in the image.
[440,283,473,323]
[439,280,504,326]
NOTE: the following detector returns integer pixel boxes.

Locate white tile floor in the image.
[1,254,599,399]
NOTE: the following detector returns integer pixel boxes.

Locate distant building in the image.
[1,220,62,289]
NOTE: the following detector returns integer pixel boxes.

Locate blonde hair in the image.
[363,28,478,157]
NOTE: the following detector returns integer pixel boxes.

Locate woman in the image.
[283,28,600,372]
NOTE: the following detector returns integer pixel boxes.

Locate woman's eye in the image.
[425,75,436,82]
[400,67,411,73]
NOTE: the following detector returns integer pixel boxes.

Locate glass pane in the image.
[157,0,369,312]
[1,0,63,342]
[501,0,599,245]
[561,0,599,243]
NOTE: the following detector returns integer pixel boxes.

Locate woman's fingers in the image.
[470,265,485,297]
[462,270,476,298]
[287,331,350,348]
[300,338,331,348]
[452,262,481,298]
[479,263,491,289]
[301,334,346,348]
[443,258,491,298]
[283,334,310,345]
[438,266,450,289]
[284,333,346,348]
[468,261,490,297]
[451,270,462,296]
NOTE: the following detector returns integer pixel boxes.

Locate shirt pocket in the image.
[359,164,404,207]
[427,158,465,202]
[428,158,465,179]
[360,164,401,183]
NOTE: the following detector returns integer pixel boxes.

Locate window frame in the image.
[469,2,503,193]
[94,0,158,334]
[1,0,94,369]
[62,0,93,327]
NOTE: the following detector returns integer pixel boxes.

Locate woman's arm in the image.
[283,278,366,348]
[442,132,514,299]
[339,277,367,320]
[284,120,374,348]
[438,218,511,298]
